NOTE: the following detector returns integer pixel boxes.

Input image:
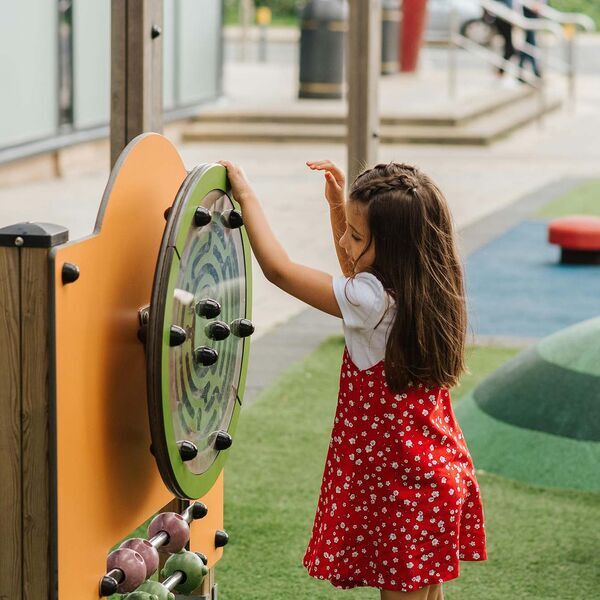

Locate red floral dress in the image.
[303,347,487,592]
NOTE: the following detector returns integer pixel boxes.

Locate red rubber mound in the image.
[548,216,600,250]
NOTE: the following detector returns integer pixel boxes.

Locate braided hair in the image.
[348,162,467,393]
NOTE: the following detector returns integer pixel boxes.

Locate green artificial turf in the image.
[213,337,598,598]
[537,179,600,218]
[454,344,523,402]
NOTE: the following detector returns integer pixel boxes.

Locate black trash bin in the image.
[298,0,348,99]
[381,0,401,75]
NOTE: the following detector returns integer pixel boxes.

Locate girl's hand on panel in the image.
[218,160,255,206]
[306,160,346,207]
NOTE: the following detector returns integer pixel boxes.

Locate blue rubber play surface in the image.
[466,220,600,338]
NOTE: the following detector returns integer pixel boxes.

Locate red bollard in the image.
[399,0,428,72]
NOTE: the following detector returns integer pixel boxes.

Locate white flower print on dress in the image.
[303,347,486,593]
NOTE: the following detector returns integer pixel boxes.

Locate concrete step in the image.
[190,87,535,128]
[182,90,563,146]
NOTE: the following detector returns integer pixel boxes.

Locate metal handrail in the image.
[478,0,564,37]
[448,0,594,107]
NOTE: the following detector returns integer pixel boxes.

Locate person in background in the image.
[495,0,518,87]
[519,0,547,78]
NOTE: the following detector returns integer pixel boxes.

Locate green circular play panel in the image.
[146,164,253,499]
[456,317,600,491]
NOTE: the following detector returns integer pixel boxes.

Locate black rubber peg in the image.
[221,209,243,229]
[194,346,218,367]
[195,298,221,319]
[137,325,147,344]
[62,262,80,284]
[230,318,254,338]
[99,574,119,596]
[214,529,229,548]
[177,440,198,462]
[151,24,162,39]
[164,207,172,220]
[195,552,208,565]
[190,502,209,520]
[214,430,233,451]
[205,321,230,341]
[169,325,187,347]
[194,207,212,227]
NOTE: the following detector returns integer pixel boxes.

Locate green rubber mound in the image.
[473,317,600,441]
[537,317,600,376]
[456,318,600,490]
[537,179,600,217]
[455,395,600,491]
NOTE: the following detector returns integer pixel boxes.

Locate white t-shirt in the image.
[332,272,396,370]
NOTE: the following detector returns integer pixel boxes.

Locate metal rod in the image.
[106,568,123,583]
[258,25,268,62]
[149,531,170,549]
[162,570,185,591]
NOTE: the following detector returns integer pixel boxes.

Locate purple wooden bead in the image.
[106,547,147,593]
[148,512,190,553]
[120,538,160,577]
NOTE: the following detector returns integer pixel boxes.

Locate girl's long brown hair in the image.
[349,162,466,393]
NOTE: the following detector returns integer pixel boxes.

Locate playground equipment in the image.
[0,133,252,599]
[455,317,600,492]
[548,215,600,265]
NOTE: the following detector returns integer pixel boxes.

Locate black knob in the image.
[230,318,254,338]
[137,324,147,344]
[194,207,212,227]
[151,24,162,39]
[195,298,221,319]
[221,209,243,229]
[205,321,230,341]
[62,263,80,284]
[177,440,198,462]
[190,502,209,520]
[99,574,119,596]
[169,325,187,347]
[194,346,218,366]
[195,552,208,565]
[215,529,229,548]
[214,430,233,451]
[164,207,172,220]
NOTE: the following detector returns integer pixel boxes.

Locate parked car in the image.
[425,0,490,44]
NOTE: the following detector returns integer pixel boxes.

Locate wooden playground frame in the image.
[0,1,382,598]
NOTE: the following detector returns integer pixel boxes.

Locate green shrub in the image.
[224,0,302,25]
[550,0,600,29]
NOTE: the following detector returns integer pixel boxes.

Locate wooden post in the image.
[0,224,69,600]
[111,0,164,168]
[347,0,381,184]
[0,246,22,600]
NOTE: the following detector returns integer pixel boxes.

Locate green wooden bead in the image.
[161,550,208,594]
[124,592,158,600]
[136,580,175,600]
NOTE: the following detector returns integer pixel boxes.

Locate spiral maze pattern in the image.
[169,192,246,475]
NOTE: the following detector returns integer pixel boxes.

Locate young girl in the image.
[218,159,487,599]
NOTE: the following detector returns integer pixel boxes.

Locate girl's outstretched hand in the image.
[218,160,254,206]
[306,160,345,206]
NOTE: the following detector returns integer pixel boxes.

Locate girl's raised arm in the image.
[219,160,342,319]
[306,160,353,277]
